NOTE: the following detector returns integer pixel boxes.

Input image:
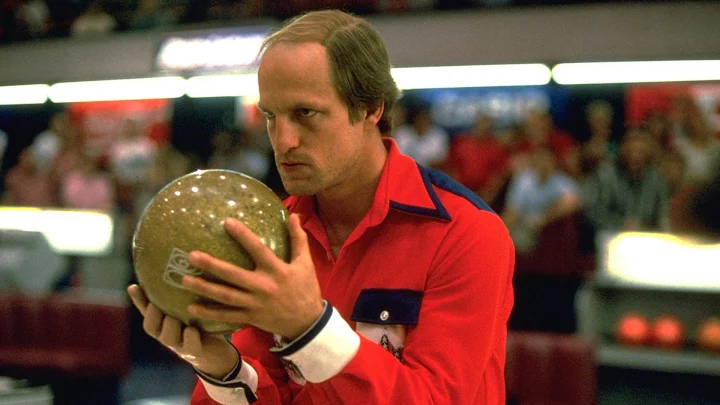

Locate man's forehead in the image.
[258,42,336,109]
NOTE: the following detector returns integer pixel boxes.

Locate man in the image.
[502,147,581,254]
[128,10,514,404]
[583,129,670,234]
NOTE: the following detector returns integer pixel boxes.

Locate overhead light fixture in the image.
[0,207,114,256]
[0,84,49,105]
[156,32,265,72]
[183,64,552,98]
[391,64,552,89]
[186,74,259,98]
[602,232,720,290]
[48,77,186,103]
[552,60,720,85]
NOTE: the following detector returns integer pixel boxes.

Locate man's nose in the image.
[272,119,301,154]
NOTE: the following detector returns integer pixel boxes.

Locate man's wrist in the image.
[284,299,327,341]
[193,340,240,380]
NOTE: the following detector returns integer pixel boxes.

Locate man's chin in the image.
[281,179,318,197]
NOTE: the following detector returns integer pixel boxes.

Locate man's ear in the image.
[363,101,385,129]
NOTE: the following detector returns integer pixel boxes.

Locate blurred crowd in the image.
[0,109,275,288]
[0,0,662,44]
[1,93,718,288]
[392,95,720,256]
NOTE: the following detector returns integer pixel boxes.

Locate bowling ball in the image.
[651,314,686,350]
[697,317,720,353]
[615,312,650,346]
[133,169,290,334]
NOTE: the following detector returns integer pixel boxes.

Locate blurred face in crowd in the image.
[523,109,552,146]
[621,131,652,175]
[471,115,494,139]
[258,42,380,197]
[586,101,613,139]
[18,149,36,171]
[411,110,433,136]
[532,148,556,181]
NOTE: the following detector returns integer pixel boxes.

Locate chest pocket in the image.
[350,289,423,362]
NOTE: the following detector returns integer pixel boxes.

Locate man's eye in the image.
[298,109,316,118]
[264,112,275,119]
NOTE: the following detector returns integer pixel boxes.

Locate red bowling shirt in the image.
[191,138,515,404]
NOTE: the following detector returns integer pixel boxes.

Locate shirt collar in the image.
[285,137,449,230]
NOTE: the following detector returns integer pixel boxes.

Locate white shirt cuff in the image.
[270,302,360,383]
[196,349,259,404]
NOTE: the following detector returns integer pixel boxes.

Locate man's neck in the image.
[315,137,388,252]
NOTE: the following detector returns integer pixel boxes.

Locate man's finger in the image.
[143,303,165,338]
[183,326,202,355]
[288,213,309,263]
[182,274,255,308]
[158,315,183,350]
[223,217,285,269]
[187,250,261,290]
[188,304,250,326]
[127,284,149,317]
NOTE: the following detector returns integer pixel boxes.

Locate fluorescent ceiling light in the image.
[0,84,49,105]
[0,207,114,256]
[48,77,186,103]
[157,33,265,71]
[552,60,720,85]
[183,64,552,98]
[391,64,552,89]
[186,74,258,98]
[602,232,720,291]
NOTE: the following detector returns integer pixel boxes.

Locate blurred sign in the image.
[155,28,269,73]
[625,83,720,135]
[402,86,570,133]
[67,99,171,154]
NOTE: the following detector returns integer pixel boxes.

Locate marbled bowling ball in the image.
[132,169,290,334]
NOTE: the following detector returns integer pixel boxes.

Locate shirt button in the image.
[380,310,390,321]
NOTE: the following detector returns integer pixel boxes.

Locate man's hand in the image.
[182,213,325,341]
[127,284,238,379]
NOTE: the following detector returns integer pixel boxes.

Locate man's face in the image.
[257,42,369,196]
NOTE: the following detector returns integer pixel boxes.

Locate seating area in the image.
[0,290,130,404]
[506,331,597,405]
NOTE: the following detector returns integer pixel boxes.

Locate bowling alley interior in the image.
[1,1,719,404]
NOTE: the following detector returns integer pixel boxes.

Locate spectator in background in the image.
[108,118,157,216]
[582,129,670,237]
[60,152,115,211]
[3,147,54,206]
[135,142,194,214]
[674,107,720,184]
[0,128,6,170]
[512,107,577,175]
[207,127,246,172]
[582,100,618,164]
[392,102,449,168]
[658,150,688,197]
[15,0,49,39]
[667,94,694,145]
[70,0,116,37]
[47,116,83,205]
[444,114,510,209]
[502,147,581,253]
[30,111,69,173]
[643,109,675,158]
[130,0,176,30]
